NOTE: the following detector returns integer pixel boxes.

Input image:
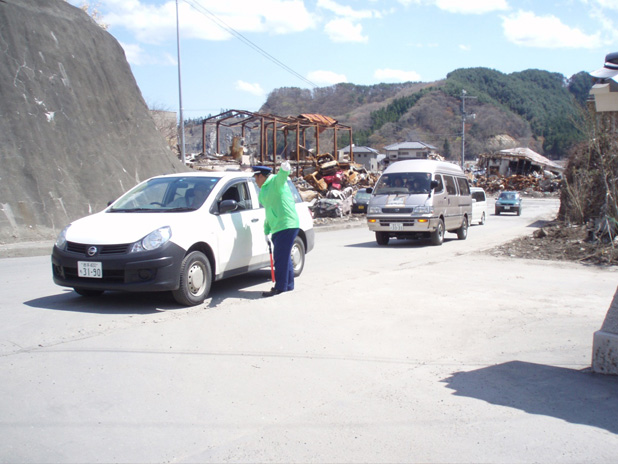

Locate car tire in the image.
[480,212,486,225]
[376,231,389,246]
[74,287,104,297]
[456,215,468,240]
[172,251,212,306]
[517,208,521,216]
[430,219,444,246]
[291,236,305,277]
[495,209,500,215]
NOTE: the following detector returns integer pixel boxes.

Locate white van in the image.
[52,171,314,306]
[470,187,488,225]
[366,160,472,246]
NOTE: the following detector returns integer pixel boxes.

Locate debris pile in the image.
[472,172,561,194]
[293,154,378,218]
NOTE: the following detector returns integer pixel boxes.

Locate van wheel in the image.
[430,219,444,246]
[517,208,522,216]
[376,232,389,246]
[480,212,486,225]
[172,251,212,306]
[291,236,305,277]
[456,216,468,240]
[74,288,104,297]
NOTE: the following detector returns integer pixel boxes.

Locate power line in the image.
[182,0,318,89]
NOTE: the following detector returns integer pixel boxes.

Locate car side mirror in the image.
[219,199,239,214]
[430,180,439,190]
[366,188,373,194]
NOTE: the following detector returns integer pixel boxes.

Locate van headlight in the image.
[130,226,172,253]
[55,225,70,250]
[368,206,382,214]
[414,206,433,214]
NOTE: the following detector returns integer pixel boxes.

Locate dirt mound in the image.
[488,222,618,265]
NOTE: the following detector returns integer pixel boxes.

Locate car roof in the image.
[151,170,253,180]
[470,187,485,192]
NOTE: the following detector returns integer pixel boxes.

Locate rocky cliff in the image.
[0,0,187,244]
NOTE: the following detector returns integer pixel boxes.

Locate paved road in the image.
[1,197,618,463]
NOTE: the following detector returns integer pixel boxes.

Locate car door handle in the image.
[251,218,259,223]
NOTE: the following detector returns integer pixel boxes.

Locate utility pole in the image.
[460,89,476,169]
[176,0,186,165]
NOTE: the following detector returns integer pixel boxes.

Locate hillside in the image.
[258,69,591,162]
[0,0,187,244]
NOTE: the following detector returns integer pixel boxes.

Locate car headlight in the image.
[368,206,382,214]
[414,205,432,214]
[130,226,172,253]
[55,225,70,250]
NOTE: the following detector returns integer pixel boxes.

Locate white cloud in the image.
[502,10,603,48]
[100,0,317,44]
[306,70,348,85]
[593,0,618,9]
[434,0,509,14]
[459,44,471,51]
[374,68,421,82]
[120,42,176,66]
[395,0,507,13]
[324,18,368,43]
[317,0,380,20]
[236,80,265,96]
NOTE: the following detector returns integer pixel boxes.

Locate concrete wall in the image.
[0,0,188,244]
[592,286,618,375]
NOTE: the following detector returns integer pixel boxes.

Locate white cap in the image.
[590,51,618,79]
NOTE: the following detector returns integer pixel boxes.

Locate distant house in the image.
[478,147,563,176]
[384,141,438,163]
[339,145,381,171]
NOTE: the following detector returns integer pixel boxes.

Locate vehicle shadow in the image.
[442,360,618,434]
[345,237,458,248]
[24,289,177,314]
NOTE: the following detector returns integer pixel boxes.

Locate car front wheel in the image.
[291,236,305,277]
[430,219,444,246]
[376,231,389,246]
[172,251,212,306]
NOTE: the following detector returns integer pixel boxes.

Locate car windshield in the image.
[499,192,517,200]
[109,177,220,212]
[355,191,371,201]
[373,173,432,195]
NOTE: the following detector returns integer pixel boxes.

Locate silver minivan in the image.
[366,160,472,246]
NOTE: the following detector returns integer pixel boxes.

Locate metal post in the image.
[176,0,186,165]
[461,89,466,169]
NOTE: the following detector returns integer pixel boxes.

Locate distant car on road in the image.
[51,171,314,306]
[470,187,487,225]
[352,188,371,214]
[495,191,522,216]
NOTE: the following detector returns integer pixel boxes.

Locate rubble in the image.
[471,172,561,194]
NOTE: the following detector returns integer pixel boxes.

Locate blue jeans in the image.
[272,228,299,292]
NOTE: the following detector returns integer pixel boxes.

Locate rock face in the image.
[0,0,187,243]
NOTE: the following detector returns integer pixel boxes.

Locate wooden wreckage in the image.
[193,110,376,217]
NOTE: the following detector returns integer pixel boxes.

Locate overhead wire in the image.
[182,0,318,89]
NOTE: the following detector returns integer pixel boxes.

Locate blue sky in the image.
[69,0,618,119]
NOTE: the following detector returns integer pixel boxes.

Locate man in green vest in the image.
[253,161,300,297]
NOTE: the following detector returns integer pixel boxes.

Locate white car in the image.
[52,171,314,305]
[470,187,487,225]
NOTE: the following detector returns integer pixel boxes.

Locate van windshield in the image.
[374,173,432,195]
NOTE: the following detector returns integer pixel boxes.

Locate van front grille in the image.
[66,242,130,256]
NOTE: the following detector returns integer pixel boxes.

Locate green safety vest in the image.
[258,168,299,235]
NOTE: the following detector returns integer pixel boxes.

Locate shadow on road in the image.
[443,360,618,434]
[24,270,274,313]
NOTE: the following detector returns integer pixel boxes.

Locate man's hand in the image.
[281,160,291,172]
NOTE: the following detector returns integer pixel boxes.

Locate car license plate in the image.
[504,206,511,210]
[389,222,404,231]
[78,261,102,278]
[358,205,365,210]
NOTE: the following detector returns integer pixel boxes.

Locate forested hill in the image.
[259,68,592,161]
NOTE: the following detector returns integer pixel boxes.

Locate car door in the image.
[213,179,265,273]
[442,175,459,230]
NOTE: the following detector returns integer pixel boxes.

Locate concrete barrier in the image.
[592,286,618,374]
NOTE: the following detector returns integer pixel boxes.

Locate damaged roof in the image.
[496,147,563,171]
